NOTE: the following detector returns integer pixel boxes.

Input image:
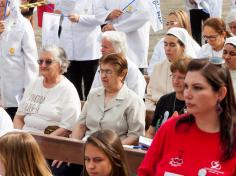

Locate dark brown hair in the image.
[84,129,130,176]
[177,59,236,161]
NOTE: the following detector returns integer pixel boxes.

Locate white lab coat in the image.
[94,0,151,68]
[91,59,146,98]
[185,0,223,18]
[0,15,38,108]
[56,0,102,61]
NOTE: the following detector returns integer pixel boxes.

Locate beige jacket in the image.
[145,59,174,110]
[78,84,145,140]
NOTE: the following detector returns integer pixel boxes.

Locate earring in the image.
[216,99,223,114]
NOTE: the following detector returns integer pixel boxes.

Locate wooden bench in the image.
[31,133,146,174]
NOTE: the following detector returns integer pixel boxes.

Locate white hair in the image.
[101,31,128,56]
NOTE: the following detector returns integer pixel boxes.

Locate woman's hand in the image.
[68,13,80,23]
[102,24,115,32]
[0,21,5,33]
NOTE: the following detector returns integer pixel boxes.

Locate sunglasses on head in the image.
[209,57,225,65]
[37,59,56,66]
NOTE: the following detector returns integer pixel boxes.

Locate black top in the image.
[151,92,185,129]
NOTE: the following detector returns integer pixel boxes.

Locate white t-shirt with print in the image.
[16,76,81,134]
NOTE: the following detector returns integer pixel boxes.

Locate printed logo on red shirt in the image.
[169,150,184,167]
[198,161,224,175]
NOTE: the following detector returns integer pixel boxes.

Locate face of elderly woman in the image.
[223,44,236,70]
[164,35,184,62]
[101,39,116,56]
[203,26,225,51]
[229,21,236,36]
[171,70,185,94]
[99,63,124,90]
[38,51,61,79]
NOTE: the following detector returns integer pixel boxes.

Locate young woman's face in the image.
[85,144,112,176]
[166,14,180,30]
[184,71,220,116]
[203,26,225,50]
[164,35,184,62]
[223,44,236,70]
[0,159,5,176]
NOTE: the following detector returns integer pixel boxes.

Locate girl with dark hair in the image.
[84,129,130,176]
[138,58,236,175]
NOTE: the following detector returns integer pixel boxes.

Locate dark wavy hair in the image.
[83,129,130,176]
[176,59,236,161]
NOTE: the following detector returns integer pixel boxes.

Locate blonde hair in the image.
[0,132,52,176]
[168,9,192,35]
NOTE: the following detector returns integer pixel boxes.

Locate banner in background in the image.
[147,0,163,32]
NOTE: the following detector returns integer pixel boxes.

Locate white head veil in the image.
[225,36,236,47]
[166,27,201,58]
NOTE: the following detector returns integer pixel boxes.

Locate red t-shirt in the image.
[138,115,236,176]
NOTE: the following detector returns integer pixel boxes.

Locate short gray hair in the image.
[101,31,128,56]
[40,45,70,74]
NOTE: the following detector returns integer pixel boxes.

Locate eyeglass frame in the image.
[98,69,113,75]
[203,34,219,41]
[37,59,58,66]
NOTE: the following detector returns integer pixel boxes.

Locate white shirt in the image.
[198,43,223,58]
[94,0,151,68]
[91,59,146,98]
[56,0,102,61]
[0,107,13,136]
[16,76,81,134]
[0,14,38,107]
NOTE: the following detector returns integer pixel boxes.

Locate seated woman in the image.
[0,131,52,176]
[13,45,80,136]
[145,58,189,139]
[0,107,13,136]
[84,129,129,176]
[138,58,236,175]
[223,36,236,94]
[198,17,231,58]
[146,27,194,110]
[72,53,145,145]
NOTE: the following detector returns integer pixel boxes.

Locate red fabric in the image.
[138,115,236,176]
[37,4,54,27]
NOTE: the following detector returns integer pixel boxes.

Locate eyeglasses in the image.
[170,74,185,81]
[37,59,57,66]
[203,34,219,40]
[209,57,225,65]
[98,69,113,75]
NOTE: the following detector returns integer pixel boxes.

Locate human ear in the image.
[218,86,227,101]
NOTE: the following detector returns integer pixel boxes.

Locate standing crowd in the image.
[0,0,236,176]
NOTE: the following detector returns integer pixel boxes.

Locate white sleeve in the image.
[91,68,102,89]
[0,108,13,135]
[59,87,81,130]
[113,1,151,33]
[22,20,39,88]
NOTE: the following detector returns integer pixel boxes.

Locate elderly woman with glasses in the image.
[145,58,189,139]
[72,53,145,145]
[13,45,80,137]
[139,58,236,176]
[198,18,231,58]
